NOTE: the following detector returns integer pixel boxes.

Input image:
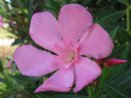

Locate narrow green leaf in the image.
[51,95,89,98]
[112,68,131,88]
[98,10,125,22]
[104,85,128,98]
[99,94,108,98]
[96,0,102,5]
[99,68,109,88]
[110,25,119,39]
[116,0,128,5]
[114,45,129,76]
[36,94,89,98]
[0,59,3,73]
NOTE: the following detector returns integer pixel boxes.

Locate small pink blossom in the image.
[0,16,3,27]
[14,4,114,93]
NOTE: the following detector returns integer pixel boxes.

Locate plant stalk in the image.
[126,5,130,33]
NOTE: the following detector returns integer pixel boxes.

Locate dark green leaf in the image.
[116,0,128,5]
[112,68,131,88]
[36,95,89,98]
[104,85,128,98]
[110,25,119,39]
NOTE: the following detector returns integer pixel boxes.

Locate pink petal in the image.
[35,68,74,92]
[14,45,58,77]
[73,57,101,93]
[104,58,127,67]
[58,4,92,45]
[79,23,114,59]
[29,12,62,53]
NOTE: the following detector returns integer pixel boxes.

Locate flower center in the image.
[64,51,76,63]
[55,41,79,67]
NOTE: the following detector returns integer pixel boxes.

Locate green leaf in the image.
[96,0,102,5]
[99,68,110,88]
[112,68,131,88]
[116,0,128,5]
[118,30,131,43]
[97,9,125,31]
[107,44,129,81]
[44,0,61,16]
[104,85,128,98]
[51,95,89,98]
[110,25,119,39]
[0,59,3,73]
[36,95,89,98]
[113,44,129,76]
[99,94,108,98]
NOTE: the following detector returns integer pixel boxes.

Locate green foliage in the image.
[36,95,89,98]
[0,0,131,98]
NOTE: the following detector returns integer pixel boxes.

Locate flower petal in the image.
[73,57,101,93]
[14,45,58,77]
[79,23,114,59]
[59,4,92,45]
[35,68,74,92]
[29,12,62,53]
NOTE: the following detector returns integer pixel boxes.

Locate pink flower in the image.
[0,16,3,27]
[14,4,114,93]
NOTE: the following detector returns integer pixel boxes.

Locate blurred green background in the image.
[0,0,131,98]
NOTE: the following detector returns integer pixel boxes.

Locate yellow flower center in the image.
[64,51,76,63]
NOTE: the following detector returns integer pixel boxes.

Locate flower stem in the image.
[126,5,130,33]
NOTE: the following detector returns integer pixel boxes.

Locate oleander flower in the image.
[0,16,3,27]
[14,4,114,93]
